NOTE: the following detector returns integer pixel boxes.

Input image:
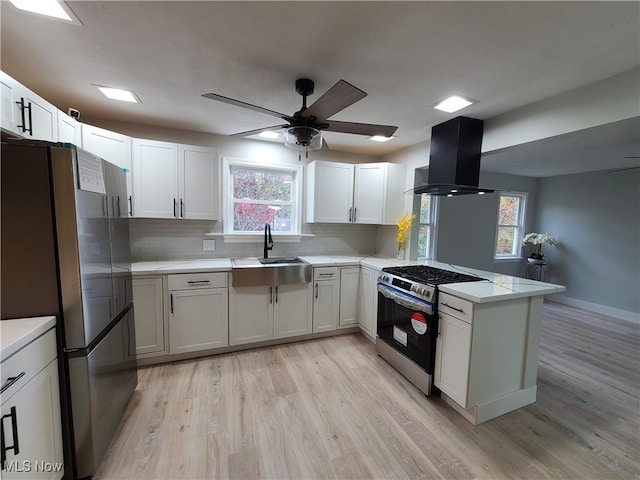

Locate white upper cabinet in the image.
[133,138,218,220]
[306,161,354,223]
[81,124,133,214]
[178,144,219,220]
[57,109,80,145]
[1,71,58,142]
[306,160,406,225]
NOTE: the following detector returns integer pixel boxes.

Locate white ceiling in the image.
[1,1,639,176]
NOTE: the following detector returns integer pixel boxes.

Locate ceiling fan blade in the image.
[202,93,293,121]
[229,124,290,137]
[324,120,397,137]
[302,80,367,120]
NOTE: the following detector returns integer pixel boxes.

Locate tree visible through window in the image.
[230,165,296,233]
[495,193,526,257]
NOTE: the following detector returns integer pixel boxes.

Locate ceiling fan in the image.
[202,78,398,157]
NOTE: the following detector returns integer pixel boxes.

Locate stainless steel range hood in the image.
[414,116,495,196]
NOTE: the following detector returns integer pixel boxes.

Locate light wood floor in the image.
[95,302,640,479]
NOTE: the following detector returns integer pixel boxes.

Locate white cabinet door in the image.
[353,163,385,224]
[178,144,218,220]
[358,267,378,338]
[274,283,313,339]
[82,124,133,214]
[169,288,229,354]
[229,286,273,345]
[339,267,360,326]
[132,139,179,218]
[132,277,166,356]
[1,360,64,480]
[306,160,354,223]
[313,280,339,333]
[1,71,20,136]
[57,109,79,144]
[0,71,58,142]
[434,311,472,408]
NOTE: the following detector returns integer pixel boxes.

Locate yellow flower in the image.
[396,212,416,245]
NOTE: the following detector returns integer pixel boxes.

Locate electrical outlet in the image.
[203,239,215,251]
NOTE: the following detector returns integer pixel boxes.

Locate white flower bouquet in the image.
[522,232,557,260]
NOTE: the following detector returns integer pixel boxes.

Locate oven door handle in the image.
[377,283,435,314]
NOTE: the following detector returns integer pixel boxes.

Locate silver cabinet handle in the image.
[269,286,273,304]
[128,195,133,216]
[275,286,278,303]
[180,199,184,218]
[173,198,178,217]
[315,283,319,299]
[187,280,210,285]
[170,293,174,314]
[353,207,357,222]
[348,207,352,222]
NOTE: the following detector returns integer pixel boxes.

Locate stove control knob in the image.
[410,285,417,293]
[425,290,431,299]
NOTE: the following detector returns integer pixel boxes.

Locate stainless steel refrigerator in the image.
[1,141,137,479]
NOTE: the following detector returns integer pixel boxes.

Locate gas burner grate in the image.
[382,265,484,285]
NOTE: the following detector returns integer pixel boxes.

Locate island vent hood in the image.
[414,116,495,196]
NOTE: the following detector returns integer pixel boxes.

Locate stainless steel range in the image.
[375,265,485,396]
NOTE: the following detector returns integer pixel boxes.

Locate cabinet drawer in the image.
[1,328,57,401]
[314,267,339,281]
[168,272,228,290]
[439,292,474,324]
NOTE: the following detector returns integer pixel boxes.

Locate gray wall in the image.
[534,169,640,315]
[433,171,539,277]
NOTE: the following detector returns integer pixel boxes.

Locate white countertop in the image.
[131,256,565,303]
[1,316,57,360]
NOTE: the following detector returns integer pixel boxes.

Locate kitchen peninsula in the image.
[131,255,565,424]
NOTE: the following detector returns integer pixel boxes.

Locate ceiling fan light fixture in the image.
[370,135,393,142]
[284,126,322,151]
[433,95,474,113]
[259,131,280,139]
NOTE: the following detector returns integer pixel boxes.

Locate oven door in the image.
[376,283,438,373]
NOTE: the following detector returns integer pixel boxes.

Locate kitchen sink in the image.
[231,257,312,287]
[258,257,305,265]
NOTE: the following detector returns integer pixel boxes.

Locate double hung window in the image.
[224,158,302,237]
[495,192,527,258]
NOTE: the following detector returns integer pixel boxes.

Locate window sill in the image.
[213,233,315,243]
[493,256,524,262]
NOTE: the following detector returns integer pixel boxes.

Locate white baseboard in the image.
[546,294,640,324]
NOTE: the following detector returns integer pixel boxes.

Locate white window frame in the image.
[494,192,527,259]
[417,193,438,260]
[222,157,303,242]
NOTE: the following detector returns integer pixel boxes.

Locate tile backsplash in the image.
[129,218,378,261]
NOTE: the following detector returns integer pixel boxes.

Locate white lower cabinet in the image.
[168,273,229,354]
[358,266,378,338]
[434,311,472,407]
[312,268,339,333]
[434,291,532,421]
[229,283,313,345]
[339,267,359,327]
[1,328,64,480]
[132,277,167,357]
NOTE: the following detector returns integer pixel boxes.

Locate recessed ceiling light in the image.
[96,86,140,103]
[370,135,393,142]
[259,131,279,139]
[433,95,474,113]
[9,0,79,23]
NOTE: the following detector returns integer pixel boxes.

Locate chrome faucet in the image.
[264,223,273,258]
